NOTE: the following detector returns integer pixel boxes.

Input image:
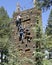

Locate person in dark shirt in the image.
[25,28,32,43]
[19,26,24,43]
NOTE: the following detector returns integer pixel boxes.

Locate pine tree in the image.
[46,9,52,35]
[0,6,11,65]
[33,1,44,65]
[34,15,43,65]
[45,9,52,49]
[33,0,52,10]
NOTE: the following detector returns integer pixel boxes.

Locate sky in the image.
[0,0,52,31]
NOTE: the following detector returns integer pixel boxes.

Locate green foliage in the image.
[46,9,52,35]
[34,0,52,10]
[35,0,41,10]
[35,52,43,65]
[0,6,9,18]
[32,14,44,65]
[45,9,52,49]
[20,57,35,65]
[0,6,11,44]
[43,59,52,65]
[0,6,12,65]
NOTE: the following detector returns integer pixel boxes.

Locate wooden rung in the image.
[19,48,23,51]
[25,48,30,52]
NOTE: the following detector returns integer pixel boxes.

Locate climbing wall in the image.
[12,7,41,63]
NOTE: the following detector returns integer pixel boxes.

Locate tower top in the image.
[16,2,20,13]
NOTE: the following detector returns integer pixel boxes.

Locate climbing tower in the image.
[12,2,42,65]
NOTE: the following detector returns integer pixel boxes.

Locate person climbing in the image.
[19,26,24,43]
[15,14,22,31]
[18,25,23,32]
[25,28,32,43]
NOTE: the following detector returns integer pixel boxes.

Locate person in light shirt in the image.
[16,14,22,31]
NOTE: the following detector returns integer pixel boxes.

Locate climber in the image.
[18,25,23,32]
[25,28,32,43]
[19,26,24,43]
[15,14,22,31]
